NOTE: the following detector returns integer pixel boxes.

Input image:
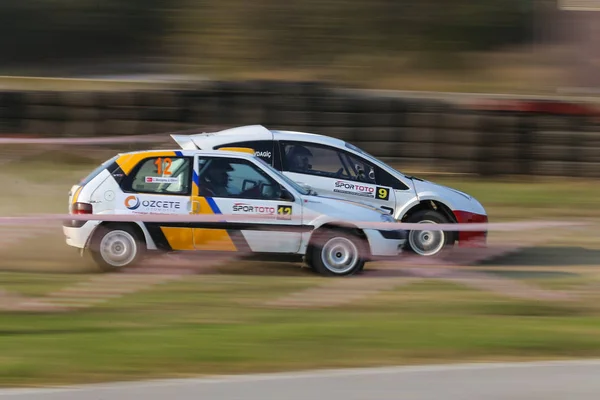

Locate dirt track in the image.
[0,224,596,312]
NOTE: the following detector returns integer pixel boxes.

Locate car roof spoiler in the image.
[170,125,272,150]
[169,135,255,155]
[170,134,199,150]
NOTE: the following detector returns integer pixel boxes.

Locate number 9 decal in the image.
[375,186,390,200]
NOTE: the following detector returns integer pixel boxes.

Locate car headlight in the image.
[380,213,395,223]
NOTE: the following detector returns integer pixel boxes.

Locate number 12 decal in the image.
[277,205,292,220]
[154,157,172,175]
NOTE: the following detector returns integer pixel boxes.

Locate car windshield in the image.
[344,142,376,158]
[254,157,311,195]
[344,141,409,178]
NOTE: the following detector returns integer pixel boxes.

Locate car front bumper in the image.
[364,228,407,257]
[452,210,488,248]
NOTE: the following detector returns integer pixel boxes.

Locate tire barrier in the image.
[1,81,600,177]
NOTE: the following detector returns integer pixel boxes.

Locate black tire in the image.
[87,223,146,272]
[404,210,455,257]
[307,229,367,277]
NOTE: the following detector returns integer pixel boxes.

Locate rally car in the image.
[63,148,407,276]
[170,125,488,257]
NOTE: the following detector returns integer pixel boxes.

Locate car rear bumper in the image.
[62,220,101,249]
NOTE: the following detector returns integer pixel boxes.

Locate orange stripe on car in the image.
[115,151,177,175]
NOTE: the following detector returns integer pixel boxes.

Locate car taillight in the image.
[71,202,93,214]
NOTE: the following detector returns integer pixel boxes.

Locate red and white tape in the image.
[0,214,590,231]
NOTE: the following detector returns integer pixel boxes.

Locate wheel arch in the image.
[314,221,366,238]
[399,199,458,224]
[399,199,458,243]
[85,221,153,250]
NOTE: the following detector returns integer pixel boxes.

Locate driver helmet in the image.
[206,159,233,189]
[289,145,313,171]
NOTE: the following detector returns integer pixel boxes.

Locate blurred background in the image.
[0,0,599,92]
[1,0,600,177]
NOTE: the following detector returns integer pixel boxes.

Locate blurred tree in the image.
[0,0,169,70]
[0,0,536,74]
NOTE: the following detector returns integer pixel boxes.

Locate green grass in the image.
[0,273,87,297]
[0,274,600,386]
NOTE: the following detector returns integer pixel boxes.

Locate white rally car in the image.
[63,148,407,276]
[170,125,488,257]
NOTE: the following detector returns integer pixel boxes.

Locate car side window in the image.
[344,152,377,184]
[375,166,410,190]
[129,156,192,195]
[281,141,376,184]
[197,157,281,200]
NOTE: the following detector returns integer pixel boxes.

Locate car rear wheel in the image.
[307,229,366,276]
[405,210,454,257]
[88,223,146,272]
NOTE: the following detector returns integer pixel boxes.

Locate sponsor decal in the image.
[255,151,272,158]
[333,181,390,201]
[124,195,182,212]
[124,195,140,210]
[333,181,375,198]
[232,203,276,215]
[140,200,181,209]
[145,176,180,184]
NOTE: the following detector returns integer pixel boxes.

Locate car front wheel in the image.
[405,210,454,257]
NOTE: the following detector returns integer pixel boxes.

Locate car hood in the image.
[409,177,486,214]
[301,195,388,222]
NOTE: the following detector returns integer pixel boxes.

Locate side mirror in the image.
[297,182,317,196]
[297,182,312,192]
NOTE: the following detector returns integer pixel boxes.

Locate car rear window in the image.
[79,155,118,186]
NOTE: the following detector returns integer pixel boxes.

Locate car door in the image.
[278,140,399,214]
[190,154,303,254]
[118,153,195,251]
